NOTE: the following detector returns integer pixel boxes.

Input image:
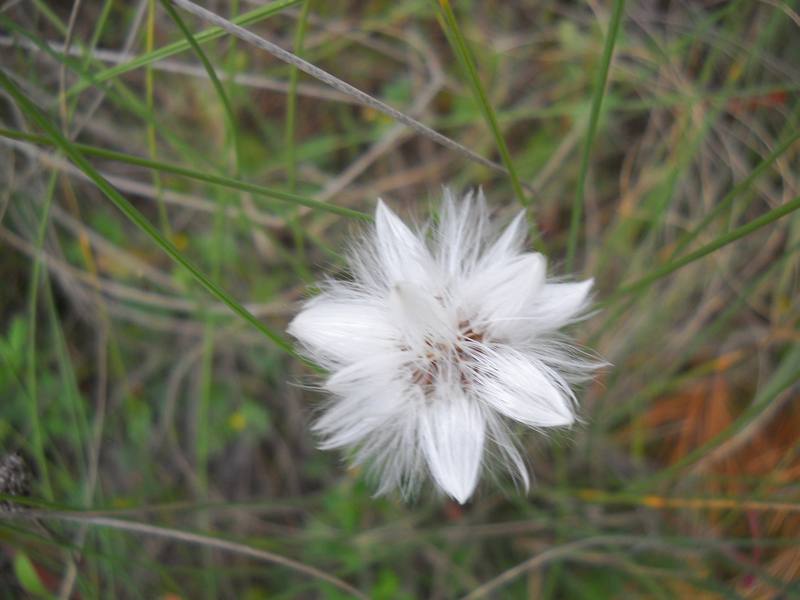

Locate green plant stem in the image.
[0,69,314,367]
[565,0,626,271]
[66,0,303,96]
[0,129,369,221]
[435,0,528,207]
[604,194,800,305]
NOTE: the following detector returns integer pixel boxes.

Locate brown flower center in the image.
[410,320,485,393]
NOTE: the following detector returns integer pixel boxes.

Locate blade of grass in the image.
[14,9,129,581]
[0,129,370,221]
[284,0,313,281]
[29,0,68,35]
[669,129,800,259]
[152,8,239,595]
[160,0,241,175]
[4,513,368,599]
[62,0,113,130]
[44,280,90,480]
[66,0,303,97]
[168,0,511,176]
[0,16,227,180]
[163,6,243,595]
[24,175,57,501]
[565,0,626,271]
[0,69,311,367]
[540,0,625,569]
[435,0,528,207]
[603,194,800,305]
[145,0,172,236]
[285,0,311,192]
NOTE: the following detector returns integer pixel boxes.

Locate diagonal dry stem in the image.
[167,0,509,176]
[2,511,368,599]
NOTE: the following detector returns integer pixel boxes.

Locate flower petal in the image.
[316,357,412,448]
[356,414,424,498]
[420,390,485,503]
[372,199,434,285]
[479,209,527,267]
[436,189,488,278]
[461,253,547,332]
[390,281,454,346]
[484,412,530,490]
[288,299,396,367]
[472,348,575,428]
[530,280,594,331]
[325,351,409,397]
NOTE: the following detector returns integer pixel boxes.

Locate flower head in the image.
[289,190,599,503]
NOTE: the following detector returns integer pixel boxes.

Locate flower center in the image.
[410,320,485,393]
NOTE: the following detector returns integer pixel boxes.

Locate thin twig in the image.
[0,226,296,317]
[5,512,368,599]
[167,0,509,176]
[3,137,285,228]
[70,0,148,137]
[0,35,357,104]
[317,33,444,202]
[462,535,665,600]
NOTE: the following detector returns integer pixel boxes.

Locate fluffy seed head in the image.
[288,190,600,503]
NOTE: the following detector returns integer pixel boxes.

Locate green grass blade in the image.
[0,129,371,221]
[0,69,307,364]
[44,277,90,485]
[435,0,528,207]
[24,177,57,501]
[605,194,800,304]
[161,0,240,174]
[66,0,302,97]
[145,0,173,236]
[670,130,800,258]
[565,0,626,271]
[285,0,311,191]
[599,243,799,429]
[157,17,243,594]
[283,0,313,280]
[0,15,223,177]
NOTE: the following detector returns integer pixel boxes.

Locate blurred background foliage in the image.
[0,0,799,597]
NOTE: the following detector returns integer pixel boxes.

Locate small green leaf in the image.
[14,552,50,597]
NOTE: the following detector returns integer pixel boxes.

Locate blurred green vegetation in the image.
[1,0,799,598]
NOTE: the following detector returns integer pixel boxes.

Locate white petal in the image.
[531,279,594,331]
[373,199,434,285]
[316,359,412,448]
[479,210,527,267]
[473,347,575,428]
[325,351,408,397]
[485,413,530,490]
[462,253,547,331]
[315,400,387,449]
[287,299,396,366]
[420,390,485,503]
[356,414,424,498]
[315,389,402,449]
[436,189,488,278]
[390,281,454,345]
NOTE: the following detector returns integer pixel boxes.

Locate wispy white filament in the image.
[289,190,600,503]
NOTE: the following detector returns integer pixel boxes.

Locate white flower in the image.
[288,190,599,503]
